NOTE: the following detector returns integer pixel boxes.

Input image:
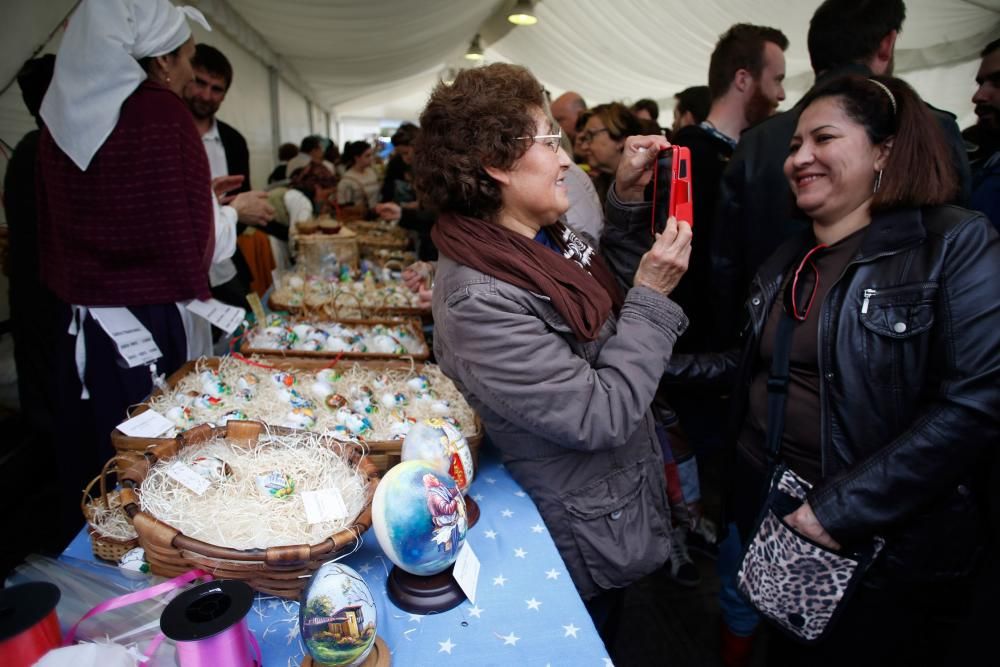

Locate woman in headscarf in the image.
[415,63,691,642]
[36,0,218,543]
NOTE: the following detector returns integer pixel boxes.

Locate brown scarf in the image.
[432,212,624,341]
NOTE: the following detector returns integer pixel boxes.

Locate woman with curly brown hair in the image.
[414,62,692,639]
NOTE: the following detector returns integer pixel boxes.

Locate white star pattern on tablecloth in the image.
[526,597,542,611]
[473,493,485,502]
[514,490,526,497]
[439,638,456,654]
[531,523,545,533]
[485,476,497,484]
[493,573,508,586]
[545,569,561,580]
[484,529,497,539]
[358,562,372,574]
[514,547,527,558]
[501,508,514,518]
[407,614,422,623]
[468,604,484,618]
[603,659,614,666]
[500,631,520,646]
[563,623,580,638]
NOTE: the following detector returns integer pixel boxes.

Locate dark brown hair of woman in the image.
[414,63,545,222]
[798,74,958,211]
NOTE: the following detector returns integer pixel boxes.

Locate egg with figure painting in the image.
[372,461,468,576]
[370,335,403,354]
[300,561,377,667]
[400,418,475,494]
[237,373,259,392]
[272,372,296,387]
[165,406,193,427]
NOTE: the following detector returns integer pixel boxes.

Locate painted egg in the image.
[380,392,408,408]
[343,413,372,436]
[372,373,392,389]
[293,338,323,352]
[165,406,193,427]
[300,562,377,666]
[118,547,150,578]
[401,418,475,494]
[272,372,296,387]
[431,400,451,415]
[237,373,259,391]
[324,337,352,352]
[369,335,402,354]
[326,394,348,410]
[292,324,314,340]
[285,408,317,430]
[311,381,334,399]
[406,376,430,392]
[372,461,468,576]
[190,455,232,481]
[195,394,223,409]
[317,369,342,384]
[388,420,413,440]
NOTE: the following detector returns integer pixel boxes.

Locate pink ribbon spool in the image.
[160,579,260,667]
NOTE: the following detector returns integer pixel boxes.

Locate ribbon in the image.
[0,607,60,667]
[174,615,259,667]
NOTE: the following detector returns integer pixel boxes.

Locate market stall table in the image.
[60,448,612,666]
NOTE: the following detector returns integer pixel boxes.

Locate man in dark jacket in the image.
[969,38,1000,230]
[710,0,972,346]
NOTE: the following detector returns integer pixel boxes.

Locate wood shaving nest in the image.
[87,491,138,541]
[147,358,477,440]
[138,431,369,550]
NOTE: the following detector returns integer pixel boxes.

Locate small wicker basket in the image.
[82,456,140,562]
[118,420,378,598]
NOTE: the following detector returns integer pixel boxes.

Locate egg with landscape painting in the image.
[300,561,377,666]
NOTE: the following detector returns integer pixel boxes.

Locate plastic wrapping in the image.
[5,555,177,665]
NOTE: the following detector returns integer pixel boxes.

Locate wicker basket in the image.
[295,228,359,273]
[82,457,140,562]
[109,358,482,474]
[117,420,378,598]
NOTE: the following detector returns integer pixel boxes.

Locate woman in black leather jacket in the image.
[673,75,1000,665]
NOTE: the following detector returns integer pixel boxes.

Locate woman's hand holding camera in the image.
[633,215,691,297]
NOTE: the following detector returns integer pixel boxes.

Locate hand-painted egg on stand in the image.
[299,562,388,667]
[371,461,468,614]
[400,419,478,526]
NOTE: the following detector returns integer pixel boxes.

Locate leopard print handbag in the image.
[736,465,885,643]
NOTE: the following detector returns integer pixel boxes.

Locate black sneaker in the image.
[664,525,701,587]
[686,517,720,560]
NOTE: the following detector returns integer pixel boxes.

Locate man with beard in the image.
[670,23,787,354]
[185,44,277,302]
[970,38,1000,230]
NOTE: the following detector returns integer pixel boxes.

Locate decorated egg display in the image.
[401,418,476,494]
[300,562,378,667]
[244,316,426,357]
[371,461,468,576]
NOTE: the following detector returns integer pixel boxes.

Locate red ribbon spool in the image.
[0,582,61,667]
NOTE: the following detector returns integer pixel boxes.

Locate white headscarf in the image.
[40,0,211,171]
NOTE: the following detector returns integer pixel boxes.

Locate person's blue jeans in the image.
[717,522,760,636]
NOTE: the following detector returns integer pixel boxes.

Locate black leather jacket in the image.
[672,205,1000,580]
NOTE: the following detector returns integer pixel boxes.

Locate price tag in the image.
[116,409,174,438]
[185,299,246,334]
[165,462,212,496]
[90,308,162,368]
[453,542,480,604]
[301,488,349,524]
[246,292,267,325]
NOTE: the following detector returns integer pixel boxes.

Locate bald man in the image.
[551,91,587,141]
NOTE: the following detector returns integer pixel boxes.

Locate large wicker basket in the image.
[294,227,359,273]
[118,420,378,598]
[109,358,482,474]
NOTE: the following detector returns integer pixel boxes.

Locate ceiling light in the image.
[507,0,537,26]
[464,34,485,61]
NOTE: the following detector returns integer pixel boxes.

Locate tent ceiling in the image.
[216,0,999,124]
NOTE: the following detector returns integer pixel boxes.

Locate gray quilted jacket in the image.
[431,240,689,599]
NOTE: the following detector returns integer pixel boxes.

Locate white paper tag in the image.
[116,409,174,438]
[165,462,212,495]
[90,307,163,368]
[453,542,480,604]
[301,488,349,524]
[185,299,246,334]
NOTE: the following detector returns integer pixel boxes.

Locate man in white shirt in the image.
[184,43,273,313]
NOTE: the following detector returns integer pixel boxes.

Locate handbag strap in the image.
[765,312,796,472]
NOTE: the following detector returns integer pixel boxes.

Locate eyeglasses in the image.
[516,130,563,154]
[578,128,610,144]
[783,243,827,321]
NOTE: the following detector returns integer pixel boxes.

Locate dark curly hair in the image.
[414,63,545,222]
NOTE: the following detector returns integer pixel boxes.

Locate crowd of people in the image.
[2,0,998,665]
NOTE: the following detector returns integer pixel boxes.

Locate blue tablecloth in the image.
[62,449,612,666]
